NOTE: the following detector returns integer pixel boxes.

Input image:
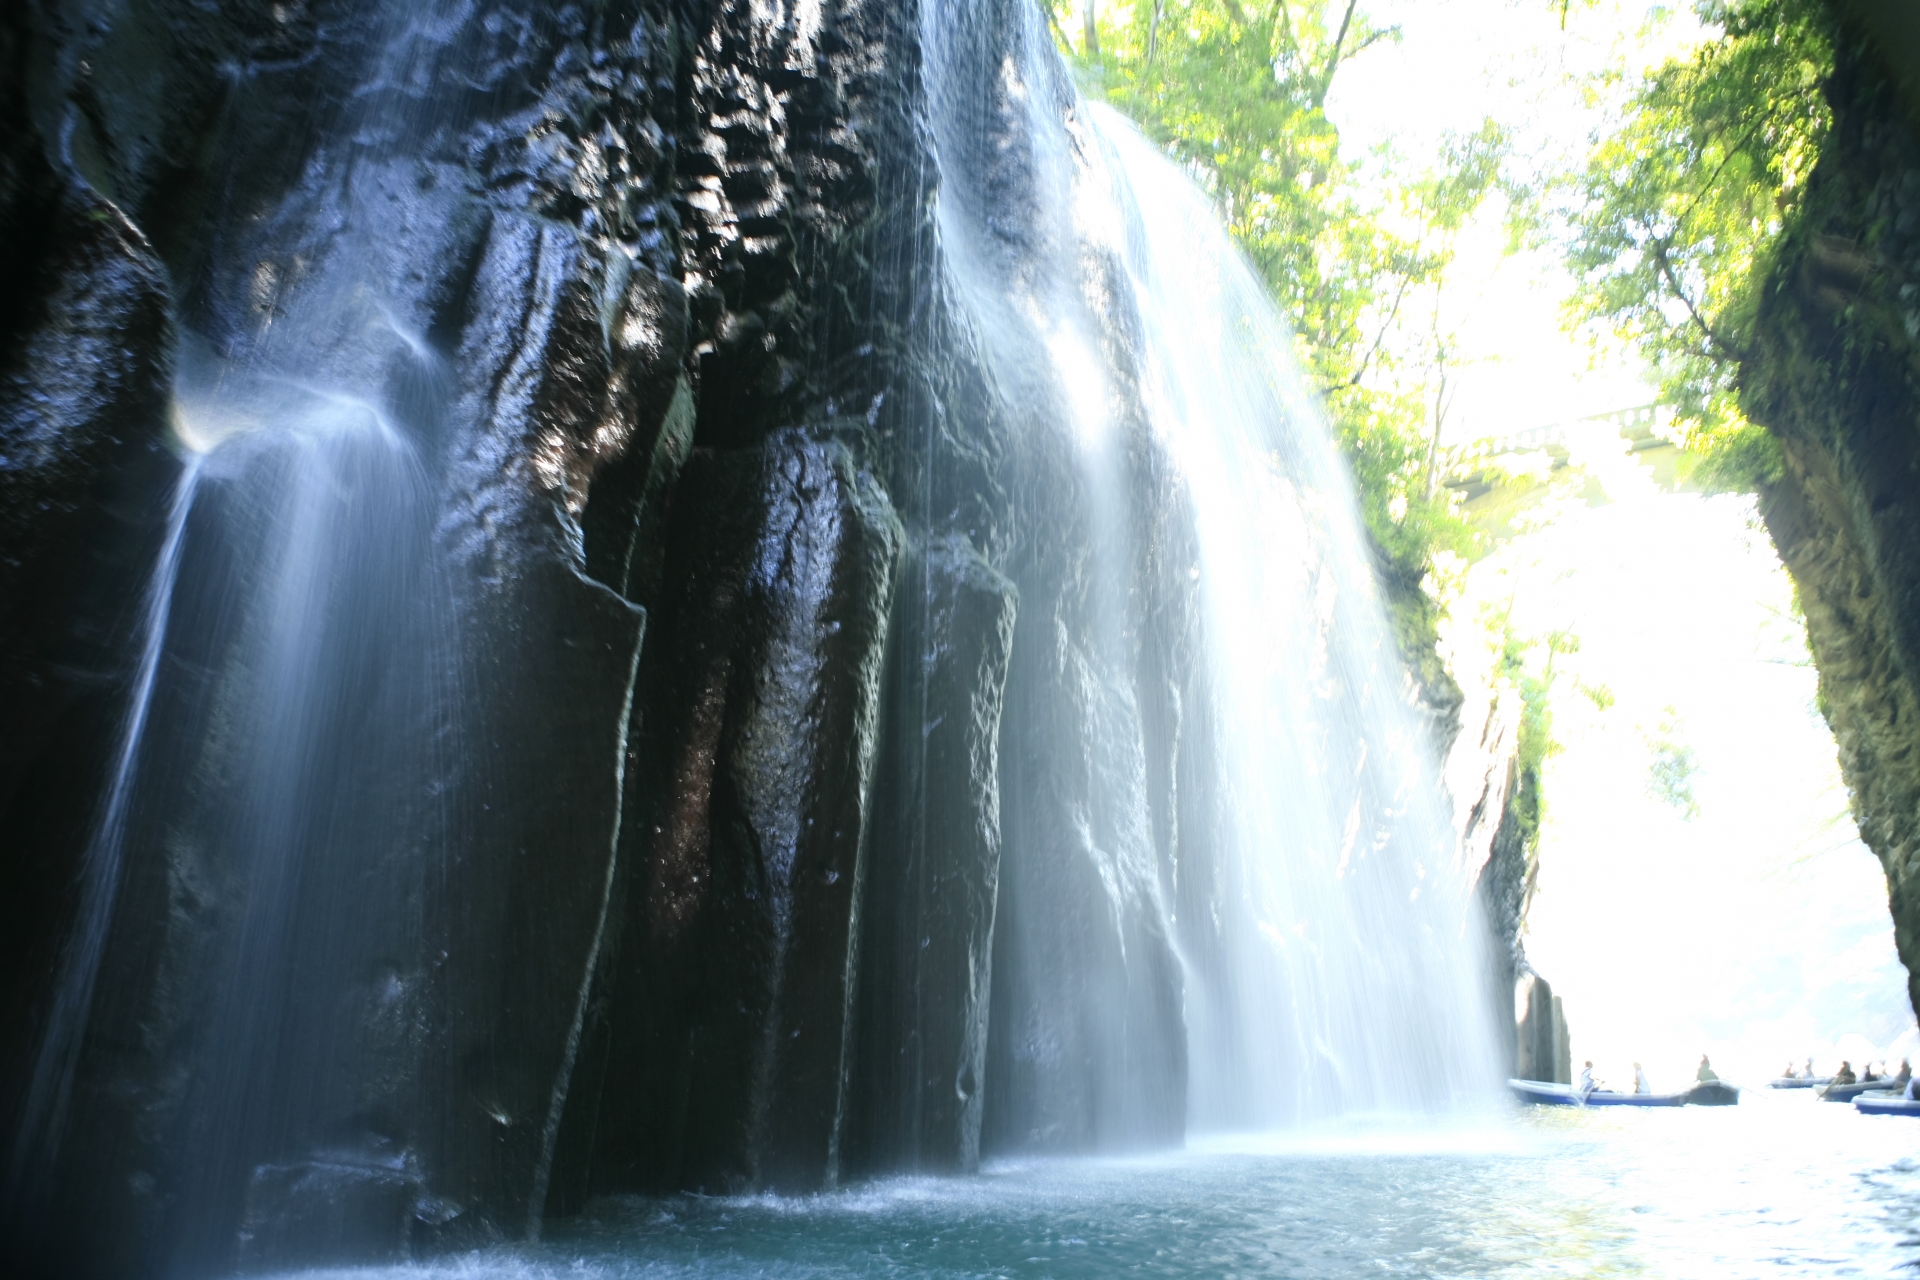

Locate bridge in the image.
[1440,404,1687,538]
[1443,403,1680,504]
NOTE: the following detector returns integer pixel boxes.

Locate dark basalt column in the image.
[582,430,901,1195]
[0,0,1260,1263]
[413,207,683,1249]
[851,533,1017,1174]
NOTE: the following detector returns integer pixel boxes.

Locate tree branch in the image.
[1425,283,1453,500]
[1267,0,1294,64]
[1650,238,1750,364]
[1313,0,1359,108]
[1348,25,1397,58]
[1349,263,1418,389]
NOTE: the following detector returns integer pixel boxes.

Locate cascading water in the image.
[144,368,448,1271]
[6,457,201,1200]
[917,0,1499,1144]
[5,3,613,1270]
[3,0,1504,1271]
[1092,110,1502,1123]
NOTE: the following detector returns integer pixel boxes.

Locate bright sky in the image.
[1324,0,1705,440]
[1456,483,1913,1091]
[1323,0,1917,1090]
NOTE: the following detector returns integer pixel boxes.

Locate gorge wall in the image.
[0,2,1015,1272]
[0,0,1513,1275]
[1745,11,1920,1023]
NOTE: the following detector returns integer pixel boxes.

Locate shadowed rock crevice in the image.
[848,532,1017,1175]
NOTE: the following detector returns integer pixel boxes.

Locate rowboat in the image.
[1509,1079,1685,1107]
[1855,1094,1920,1116]
[1687,1080,1740,1106]
[1820,1078,1902,1102]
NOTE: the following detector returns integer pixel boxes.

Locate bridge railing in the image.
[1442,403,1674,488]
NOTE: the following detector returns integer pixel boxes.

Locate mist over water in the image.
[254,1101,1920,1279]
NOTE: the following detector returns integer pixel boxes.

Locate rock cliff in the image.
[1744,15,1920,1023]
[0,0,1509,1274]
[0,0,1204,1271]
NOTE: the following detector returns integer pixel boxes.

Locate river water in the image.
[271,1092,1920,1279]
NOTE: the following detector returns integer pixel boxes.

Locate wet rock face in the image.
[4,0,1240,1272]
[1,0,687,1273]
[0,132,177,1129]
[850,534,1017,1174]
[1746,34,1920,1022]
[574,432,902,1196]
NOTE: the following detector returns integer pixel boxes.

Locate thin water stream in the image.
[7,459,203,1196]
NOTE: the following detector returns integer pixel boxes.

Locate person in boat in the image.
[1696,1055,1719,1083]
[1634,1062,1653,1094]
[1894,1059,1912,1091]
[1781,1061,1799,1080]
[1579,1060,1596,1094]
[1835,1060,1857,1085]
[1864,1061,1881,1083]
[1805,1057,1816,1080]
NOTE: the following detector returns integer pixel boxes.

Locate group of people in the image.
[1575,1052,1918,1097]
[1575,1056,1703,1095]
[1782,1056,1916,1096]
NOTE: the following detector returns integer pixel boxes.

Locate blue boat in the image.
[1509,1079,1686,1107]
[1854,1093,1919,1116]
[1820,1078,1901,1102]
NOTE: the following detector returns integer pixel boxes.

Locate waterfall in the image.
[3,0,1504,1268]
[6,457,201,1201]
[1094,110,1502,1123]
[150,374,446,1269]
[919,0,1500,1143]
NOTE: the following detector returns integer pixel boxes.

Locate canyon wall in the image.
[0,0,1207,1272]
[0,0,1515,1274]
[1746,15,1920,1022]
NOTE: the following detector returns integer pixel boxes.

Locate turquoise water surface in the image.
[276,1093,1920,1279]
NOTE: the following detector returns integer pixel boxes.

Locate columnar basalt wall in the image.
[0,0,1505,1274]
[567,432,903,1197]
[849,534,1018,1176]
[0,0,1187,1270]
[2,2,693,1273]
[1743,22,1920,1024]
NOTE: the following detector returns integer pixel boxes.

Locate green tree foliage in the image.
[1645,705,1703,819]
[1051,0,1515,610]
[1505,623,1576,850]
[1565,0,1832,490]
